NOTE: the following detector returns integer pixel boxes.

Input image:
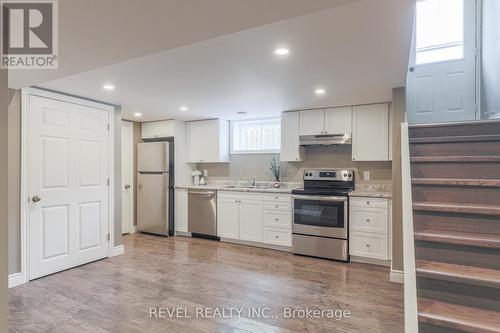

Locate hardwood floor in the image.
[9,234,403,333]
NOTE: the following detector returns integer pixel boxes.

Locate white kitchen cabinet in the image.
[299,109,325,135]
[141,120,174,139]
[352,104,390,161]
[349,196,391,262]
[299,107,352,136]
[217,191,292,247]
[280,111,304,162]
[324,106,352,135]
[217,197,239,239]
[174,188,188,233]
[239,198,263,242]
[186,119,229,163]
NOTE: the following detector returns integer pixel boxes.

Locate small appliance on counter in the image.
[199,177,207,185]
[191,170,202,185]
[292,169,355,262]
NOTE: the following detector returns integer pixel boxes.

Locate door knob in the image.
[409,67,415,72]
[32,195,42,203]
[125,184,131,189]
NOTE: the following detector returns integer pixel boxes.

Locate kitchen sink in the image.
[223,184,273,190]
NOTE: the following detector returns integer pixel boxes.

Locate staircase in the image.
[408,121,500,333]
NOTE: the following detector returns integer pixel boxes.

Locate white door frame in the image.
[19,87,115,285]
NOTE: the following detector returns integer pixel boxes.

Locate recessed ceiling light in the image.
[237,111,248,116]
[180,106,188,111]
[315,88,326,95]
[133,112,142,117]
[274,48,290,56]
[103,84,115,91]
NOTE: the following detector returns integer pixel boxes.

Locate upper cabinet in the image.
[280,112,304,162]
[325,107,352,135]
[186,119,229,163]
[299,109,325,135]
[352,103,390,161]
[141,120,174,139]
[299,107,352,136]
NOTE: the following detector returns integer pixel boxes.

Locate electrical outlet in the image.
[363,171,370,180]
[203,169,208,177]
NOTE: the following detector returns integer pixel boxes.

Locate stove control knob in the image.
[348,173,352,177]
[343,173,347,177]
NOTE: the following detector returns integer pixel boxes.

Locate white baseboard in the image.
[390,269,404,283]
[9,272,25,288]
[111,245,125,257]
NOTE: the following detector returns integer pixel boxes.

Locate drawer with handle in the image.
[349,231,388,260]
[263,201,291,211]
[350,209,388,233]
[350,197,388,209]
[263,210,291,229]
[262,193,291,203]
[263,227,292,247]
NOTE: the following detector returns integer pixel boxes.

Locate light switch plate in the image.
[363,171,370,180]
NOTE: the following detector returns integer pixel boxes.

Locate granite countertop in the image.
[349,183,393,199]
[175,182,302,194]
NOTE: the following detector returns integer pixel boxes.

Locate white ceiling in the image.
[8,0,355,88]
[12,0,415,122]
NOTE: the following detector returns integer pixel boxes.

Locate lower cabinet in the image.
[217,191,292,248]
[239,198,263,242]
[349,197,391,261]
[175,189,188,233]
[217,197,239,239]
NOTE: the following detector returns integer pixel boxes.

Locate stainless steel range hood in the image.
[299,134,351,146]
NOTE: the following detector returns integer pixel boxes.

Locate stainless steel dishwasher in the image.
[188,190,218,239]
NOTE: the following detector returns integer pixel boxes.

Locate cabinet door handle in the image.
[366,201,370,205]
[275,235,279,239]
[366,219,370,222]
[366,244,370,248]
[275,218,279,221]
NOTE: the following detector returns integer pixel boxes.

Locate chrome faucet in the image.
[247,178,256,186]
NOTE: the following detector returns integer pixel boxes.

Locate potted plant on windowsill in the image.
[270,157,281,188]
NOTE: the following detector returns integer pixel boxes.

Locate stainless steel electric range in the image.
[292,169,354,262]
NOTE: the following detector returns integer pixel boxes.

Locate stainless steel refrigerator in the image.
[137,141,174,236]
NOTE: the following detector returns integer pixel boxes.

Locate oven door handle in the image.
[292,195,348,202]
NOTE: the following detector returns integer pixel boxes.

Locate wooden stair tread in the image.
[415,230,500,249]
[410,134,500,144]
[418,298,500,333]
[413,202,500,216]
[411,156,500,163]
[416,260,500,289]
[412,178,500,187]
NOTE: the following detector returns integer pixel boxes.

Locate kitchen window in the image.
[230,118,281,154]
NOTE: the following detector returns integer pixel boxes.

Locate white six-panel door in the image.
[28,95,110,280]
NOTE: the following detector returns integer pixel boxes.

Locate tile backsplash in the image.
[197,146,392,184]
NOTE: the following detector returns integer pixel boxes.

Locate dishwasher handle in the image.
[189,190,216,196]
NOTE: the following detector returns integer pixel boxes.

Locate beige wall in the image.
[199,147,392,184]
[132,122,141,226]
[7,89,123,273]
[1,69,9,333]
[7,90,21,275]
[113,107,123,246]
[391,87,405,272]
